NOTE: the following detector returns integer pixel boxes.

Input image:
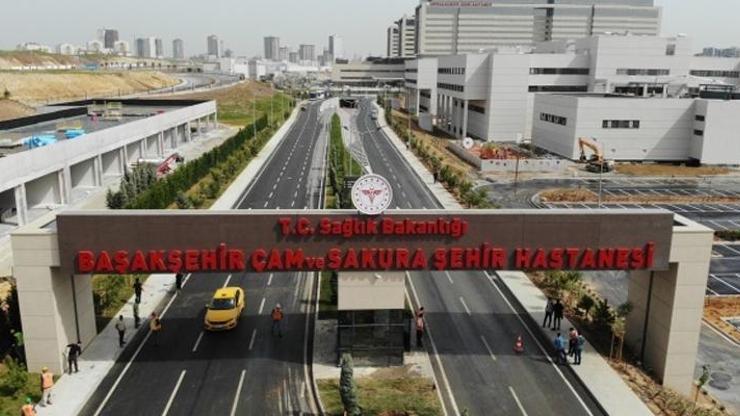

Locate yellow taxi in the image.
[204,287,245,331]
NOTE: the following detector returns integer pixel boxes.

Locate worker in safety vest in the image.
[20,397,36,415]
[271,304,284,337]
[40,367,54,406]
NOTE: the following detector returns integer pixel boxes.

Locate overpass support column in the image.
[120,146,128,173]
[11,232,96,374]
[625,223,713,395]
[13,185,28,226]
[157,132,164,157]
[58,167,71,205]
[186,122,192,142]
[94,155,103,187]
[416,89,420,117]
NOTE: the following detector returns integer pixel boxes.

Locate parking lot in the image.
[537,177,740,231]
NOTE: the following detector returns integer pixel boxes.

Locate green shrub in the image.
[0,357,28,396]
[577,294,595,316]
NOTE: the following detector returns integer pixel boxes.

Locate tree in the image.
[0,356,28,395]
[175,192,192,209]
[577,294,595,318]
[696,365,710,402]
[105,189,125,209]
[339,353,361,416]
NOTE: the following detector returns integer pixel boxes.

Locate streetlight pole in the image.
[598,161,604,208]
[252,95,257,138]
[270,83,274,127]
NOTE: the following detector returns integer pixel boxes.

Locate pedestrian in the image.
[271,304,284,337]
[175,273,183,292]
[20,397,36,416]
[149,312,162,345]
[132,301,140,329]
[65,341,81,374]
[552,299,564,330]
[133,278,143,304]
[416,307,425,319]
[553,333,567,365]
[567,328,578,357]
[542,298,554,328]
[115,315,126,347]
[574,334,585,365]
[39,367,54,406]
[415,314,425,348]
[433,170,438,184]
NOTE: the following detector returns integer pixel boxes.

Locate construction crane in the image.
[578,137,614,173]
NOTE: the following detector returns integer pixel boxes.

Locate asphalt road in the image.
[356,99,605,416]
[81,101,327,416]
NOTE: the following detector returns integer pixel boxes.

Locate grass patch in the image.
[318,377,443,416]
[615,164,731,177]
[173,81,292,127]
[0,360,41,416]
[318,271,338,319]
[92,275,144,333]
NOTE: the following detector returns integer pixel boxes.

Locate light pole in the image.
[252,95,257,138]
[270,83,274,127]
[598,161,604,208]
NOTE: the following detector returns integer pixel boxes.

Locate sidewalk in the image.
[34,105,303,416]
[496,271,653,416]
[372,102,462,210]
[37,274,175,416]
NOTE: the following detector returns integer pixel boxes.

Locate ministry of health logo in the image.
[351,174,393,215]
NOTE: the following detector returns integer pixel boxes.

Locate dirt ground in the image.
[539,188,740,204]
[0,71,177,106]
[0,99,35,121]
[391,110,473,175]
[704,296,740,344]
[616,164,732,177]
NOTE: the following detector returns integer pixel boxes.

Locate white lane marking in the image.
[509,386,529,416]
[406,272,458,416]
[480,335,497,362]
[445,271,454,284]
[711,274,740,293]
[161,370,186,416]
[291,200,295,207]
[263,201,269,208]
[268,191,274,199]
[721,244,740,256]
[703,321,740,347]
[93,285,181,416]
[223,274,232,288]
[486,272,594,416]
[230,370,246,416]
[258,297,266,314]
[273,183,277,190]
[459,297,471,316]
[182,273,192,287]
[248,328,257,350]
[191,331,204,352]
[267,273,274,286]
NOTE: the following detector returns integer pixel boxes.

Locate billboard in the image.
[57,210,674,275]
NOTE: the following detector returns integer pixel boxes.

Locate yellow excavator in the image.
[578,137,614,173]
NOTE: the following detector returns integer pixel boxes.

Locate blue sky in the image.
[0,0,734,57]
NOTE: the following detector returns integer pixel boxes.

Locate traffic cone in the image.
[513,335,524,354]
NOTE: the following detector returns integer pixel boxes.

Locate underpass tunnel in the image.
[0,187,19,227]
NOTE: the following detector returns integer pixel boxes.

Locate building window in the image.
[469,104,485,114]
[666,44,676,56]
[529,68,590,75]
[695,115,705,122]
[540,112,567,126]
[405,68,418,73]
[438,67,466,75]
[437,82,464,92]
[690,70,740,78]
[528,85,588,93]
[694,129,704,136]
[603,120,640,129]
[405,78,417,84]
[420,91,431,98]
[616,68,670,76]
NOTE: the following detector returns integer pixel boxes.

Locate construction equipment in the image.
[578,137,614,173]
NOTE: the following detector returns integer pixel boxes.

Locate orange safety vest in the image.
[41,372,53,389]
[21,404,35,416]
[272,309,283,321]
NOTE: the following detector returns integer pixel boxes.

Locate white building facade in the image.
[403,34,740,163]
[414,0,662,55]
